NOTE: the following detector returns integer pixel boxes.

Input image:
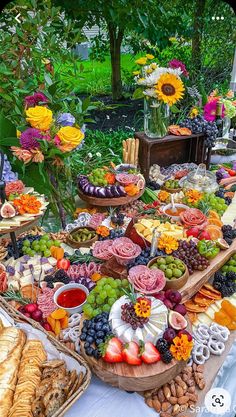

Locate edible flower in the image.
[13,194,42,215]
[158,234,179,254]
[189,107,199,119]
[170,334,193,361]
[124,184,140,196]
[185,189,203,204]
[74,207,97,218]
[146,54,154,60]
[134,297,151,318]
[158,190,170,202]
[96,225,110,238]
[105,172,116,185]
[135,57,147,66]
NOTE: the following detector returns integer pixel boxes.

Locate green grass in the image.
[55,53,139,95]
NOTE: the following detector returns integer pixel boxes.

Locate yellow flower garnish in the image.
[185,189,203,204]
[146,68,153,74]
[134,298,151,318]
[133,70,140,76]
[158,234,179,254]
[170,334,193,361]
[150,63,158,70]
[135,57,147,65]
[158,190,170,202]
[189,107,199,118]
[155,73,185,106]
[146,54,154,60]
[26,106,53,131]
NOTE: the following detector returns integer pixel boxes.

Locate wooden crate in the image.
[135,131,211,180]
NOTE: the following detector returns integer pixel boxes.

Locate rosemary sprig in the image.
[2,288,31,305]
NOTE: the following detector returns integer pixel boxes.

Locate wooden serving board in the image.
[80,317,191,392]
[77,188,144,207]
[0,216,42,236]
[180,240,236,302]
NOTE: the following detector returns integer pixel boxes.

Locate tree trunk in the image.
[191,0,206,77]
[108,23,124,100]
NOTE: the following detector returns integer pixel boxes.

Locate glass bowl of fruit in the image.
[148,255,189,290]
[162,179,182,194]
[66,227,98,249]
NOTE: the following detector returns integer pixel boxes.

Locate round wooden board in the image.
[0,216,42,236]
[80,317,189,392]
[77,188,145,207]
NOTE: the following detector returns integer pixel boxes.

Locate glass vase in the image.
[222,116,231,138]
[144,98,169,138]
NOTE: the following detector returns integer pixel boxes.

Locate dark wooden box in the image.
[135,132,210,180]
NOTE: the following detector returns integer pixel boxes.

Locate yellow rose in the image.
[57,126,84,150]
[135,57,147,65]
[26,106,53,131]
[146,54,154,59]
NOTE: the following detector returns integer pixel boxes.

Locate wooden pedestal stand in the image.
[135,132,211,180]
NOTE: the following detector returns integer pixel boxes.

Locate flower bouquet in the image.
[204,89,236,137]
[2,92,85,228]
[133,55,187,138]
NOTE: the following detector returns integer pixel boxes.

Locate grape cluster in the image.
[127,248,165,269]
[44,270,70,288]
[179,115,218,148]
[198,193,227,216]
[6,235,41,259]
[83,277,129,318]
[222,225,236,246]
[111,212,125,227]
[215,189,232,206]
[80,312,112,359]
[121,302,149,329]
[146,180,161,191]
[173,240,209,275]
[21,234,61,258]
[213,271,236,297]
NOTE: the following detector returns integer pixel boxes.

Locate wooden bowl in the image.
[162,186,182,194]
[66,227,98,249]
[148,256,189,290]
[78,188,144,207]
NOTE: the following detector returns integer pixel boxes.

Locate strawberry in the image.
[122,341,142,365]
[140,342,161,364]
[100,337,123,363]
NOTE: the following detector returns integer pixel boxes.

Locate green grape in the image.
[32,241,38,249]
[93,308,100,317]
[96,296,103,305]
[121,279,128,287]
[44,249,51,257]
[29,250,36,257]
[41,234,50,241]
[40,244,47,252]
[25,248,31,255]
[87,294,95,304]
[109,289,117,298]
[23,239,30,247]
[107,289,113,297]
[107,278,114,285]
[53,240,61,247]
[108,298,116,306]
[104,284,111,292]
[102,304,110,312]
[116,279,122,286]
[100,290,107,300]
[110,281,118,289]
[99,277,107,285]
[94,286,101,293]
[22,246,27,253]
[46,240,54,248]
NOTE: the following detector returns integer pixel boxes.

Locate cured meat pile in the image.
[180,208,208,229]
[108,237,141,265]
[88,213,106,229]
[115,173,139,185]
[5,180,25,197]
[67,262,101,279]
[92,240,113,260]
[37,287,57,317]
[128,265,166,294]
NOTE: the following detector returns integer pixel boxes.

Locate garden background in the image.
[0,0,235,226]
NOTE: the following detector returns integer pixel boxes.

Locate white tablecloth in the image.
[65,341,236,417]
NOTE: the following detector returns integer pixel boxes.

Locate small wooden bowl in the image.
[66,226,98,249]
[148,256,189,290]
[162,186,182,194]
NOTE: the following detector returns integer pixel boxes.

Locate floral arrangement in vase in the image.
[133,55,187,138]
[204,89,236,137]
[3,91,85,227]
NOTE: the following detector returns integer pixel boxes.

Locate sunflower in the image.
[155,73,185,106]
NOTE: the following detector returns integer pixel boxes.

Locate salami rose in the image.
[109,237,141,265]
[128,265,166,294]
[92,240,113,260]
[115,173,139,186]
[180,208,208,229]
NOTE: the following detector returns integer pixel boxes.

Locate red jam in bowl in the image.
[57,288,87,308]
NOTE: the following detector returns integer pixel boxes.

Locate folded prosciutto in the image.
[128,265,166,294]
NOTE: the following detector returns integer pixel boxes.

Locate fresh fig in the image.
[217,238,230,250]
[168,310,187,330]
[0,202,16,218]
[174,304,187,316]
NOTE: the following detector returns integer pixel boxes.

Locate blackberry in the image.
[226,271,236,281]
[47,281,54,289]
[224,197,232,206]
[214,272,226,283]
[224,237,233,246]
[215,190,225,199]
[222,225,233,233]
[161,350,173,364]
[54,269,68,280]
[44,275,54,282]
[156,338,169,353]
[213,281,222,291]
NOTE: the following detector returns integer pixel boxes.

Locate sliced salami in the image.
[128,265,166,294]
[109,237,141,265]
[115,173,139,185]
[92,240,113,260]
[180,208,208,229]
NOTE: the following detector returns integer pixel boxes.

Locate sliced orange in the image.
[205,224,223,240]
[208,210,220,220]
[208,217,223,227]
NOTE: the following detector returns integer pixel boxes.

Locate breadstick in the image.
[127,138,132,164]
[134,138,139,166]
[122,140,127,163]
[130,138,135,165]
